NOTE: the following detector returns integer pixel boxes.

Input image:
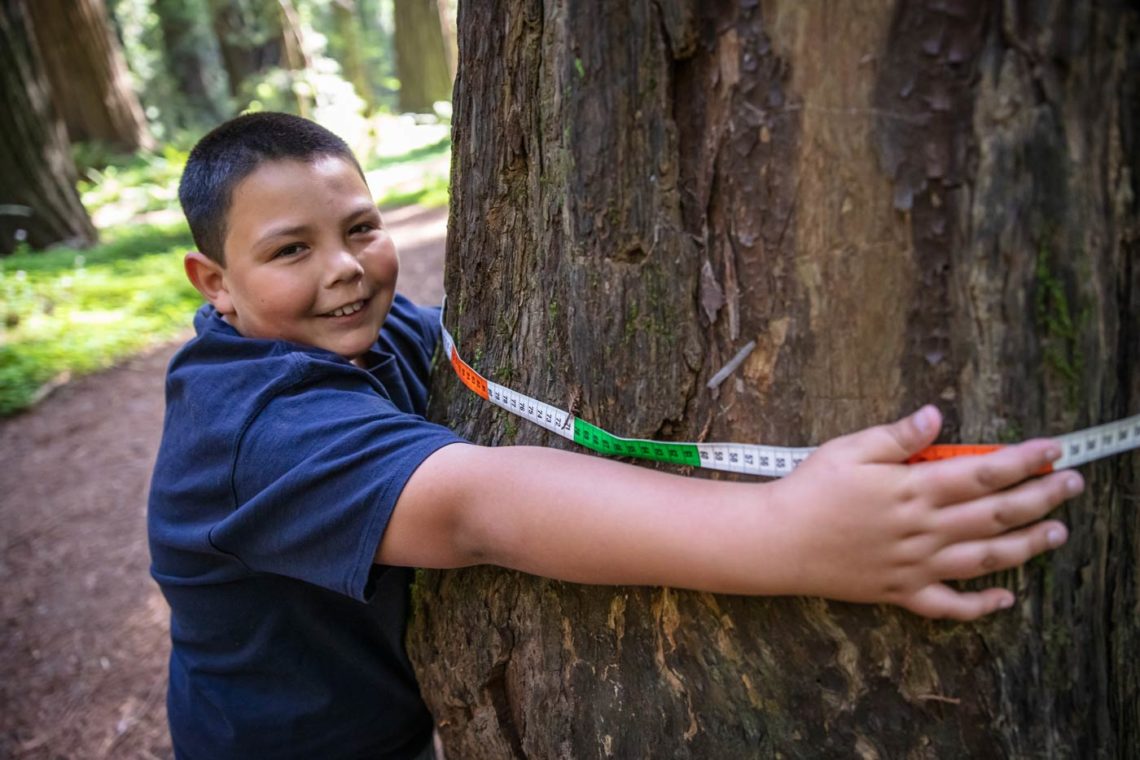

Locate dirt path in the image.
[0,206,447,759]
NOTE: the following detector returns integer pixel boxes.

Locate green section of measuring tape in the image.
[573,418,702,466]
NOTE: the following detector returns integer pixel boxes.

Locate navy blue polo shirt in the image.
[148,294,464,759]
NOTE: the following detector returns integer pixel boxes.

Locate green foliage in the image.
[367,135,451,170]
[76,144,188,220]
[376,174,450,210]
[365,128,451,209]
[0,224,200,416]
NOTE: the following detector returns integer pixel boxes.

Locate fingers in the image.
[916,439,1063,507]
[837,405,943,462]
[927,520,1068,581]
[899,583,1016,621]
[897,518,1067,618]
[932,469,1083,542]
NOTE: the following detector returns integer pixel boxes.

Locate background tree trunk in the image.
[207,0,306,105]
[0,0,97,254]
[409,1,1139,758]
[331,0,376,114]
[25,0,152,152]
[154,0,229,128]
[393,0,453,112]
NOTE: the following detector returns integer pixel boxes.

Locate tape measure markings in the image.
[440,306,1139,477]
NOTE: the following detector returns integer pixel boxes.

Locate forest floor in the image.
[0,205,448,759]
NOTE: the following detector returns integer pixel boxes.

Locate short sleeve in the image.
[413,304,443,354]
[210,373,464,601]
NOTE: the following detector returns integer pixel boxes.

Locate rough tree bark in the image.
[410,1,1139,757]
[25,0,152,152]
[393,0,453,112]
[0,0,97,254]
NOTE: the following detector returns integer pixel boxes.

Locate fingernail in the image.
[1047,527,1068,548]
[1045,446,1062,462]
[914,405,935,435]
[1066,476,1084,496]
[999,594,1014,610]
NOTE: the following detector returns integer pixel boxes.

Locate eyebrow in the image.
[254,203,380,247]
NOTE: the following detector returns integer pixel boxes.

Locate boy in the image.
[149,112,1081,759]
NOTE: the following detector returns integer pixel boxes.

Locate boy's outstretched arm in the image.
[378,406,1082,621]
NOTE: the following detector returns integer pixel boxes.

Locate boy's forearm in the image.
[385,443,790,595]
[456,445,786,594]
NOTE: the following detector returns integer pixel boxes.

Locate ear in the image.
[184,251,234,316]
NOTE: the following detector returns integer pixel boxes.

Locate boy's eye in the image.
[349,222,376,235]
[273,243,306,258]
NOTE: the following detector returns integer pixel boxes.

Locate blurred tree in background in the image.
[0,0,98,254]
[330,0,376,113]
[207,0,310,114]
[153,0,229,129]
[26,0,153,152]
[0,0,457,254]
[393,0,453,113]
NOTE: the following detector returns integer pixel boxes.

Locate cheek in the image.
[365,238,399,282]
[246,273,311,316]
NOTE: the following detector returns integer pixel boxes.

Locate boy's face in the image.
[192,156,398,365]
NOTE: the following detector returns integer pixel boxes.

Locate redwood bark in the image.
[26,0,152,152]
[0,0,97,254]
[410,1,1139,757]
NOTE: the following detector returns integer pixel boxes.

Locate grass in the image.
[0,126,451,417]
[0,223,200,416]
[366,134,451,171]
[377,173,450,210]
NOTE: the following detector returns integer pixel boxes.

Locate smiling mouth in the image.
[324,299,367,317]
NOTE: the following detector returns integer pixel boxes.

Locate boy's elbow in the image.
[447,446,524,568]
[381,443,515,570]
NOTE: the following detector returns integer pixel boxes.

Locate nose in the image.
[322,246,364,288]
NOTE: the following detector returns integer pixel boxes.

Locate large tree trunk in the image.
[25,0,152,152]
[409,1,1139,758]
[0,0,97,254]
[393,0,453,112]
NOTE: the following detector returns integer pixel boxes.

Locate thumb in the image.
[856,405,942,463]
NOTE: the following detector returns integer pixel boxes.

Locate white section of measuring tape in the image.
[486,381,576,441]
[440,301,1139,477]
[1053,415,1140,470]
[694,442,817,477]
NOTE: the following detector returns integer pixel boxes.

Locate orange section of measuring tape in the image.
[907,442,1057,471]
[450,348,489,399]
[908,444,1002,464]
[909,444,1055,474]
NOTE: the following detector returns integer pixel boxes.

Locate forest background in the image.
[1,0,456,416]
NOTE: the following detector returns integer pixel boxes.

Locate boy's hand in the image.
[768,405,1081,620]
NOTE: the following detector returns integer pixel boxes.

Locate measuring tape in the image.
[440,306,1139,477]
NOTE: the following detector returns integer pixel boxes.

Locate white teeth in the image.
[328,300,364,317]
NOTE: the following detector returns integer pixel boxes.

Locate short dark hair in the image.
[178,112,364,264]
